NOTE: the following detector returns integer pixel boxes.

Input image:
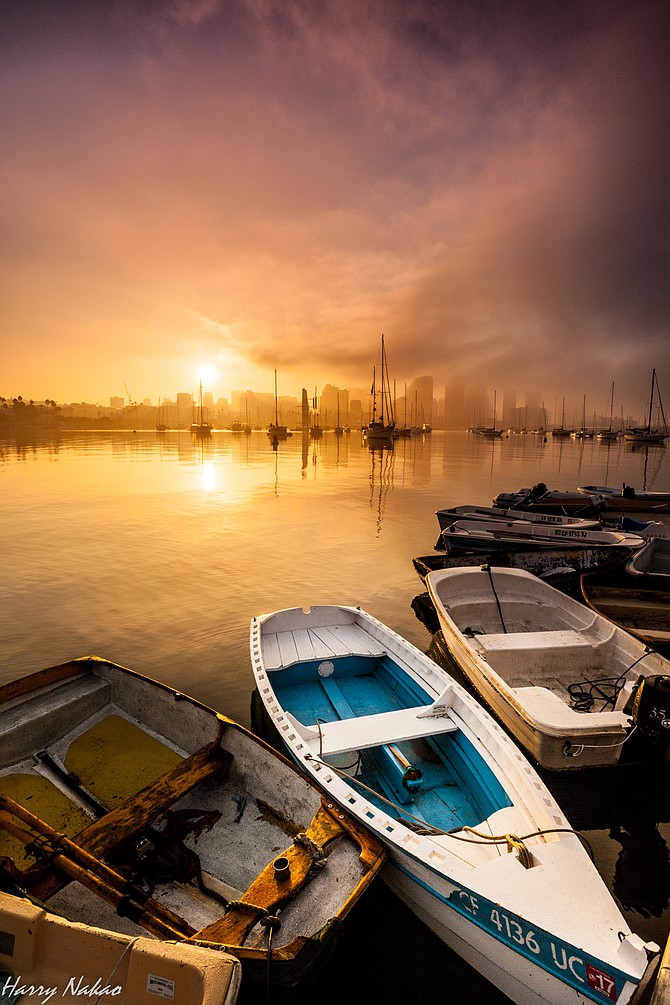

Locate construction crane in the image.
[124,382,133,406]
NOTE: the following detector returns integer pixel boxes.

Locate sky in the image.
[1,0,669,421]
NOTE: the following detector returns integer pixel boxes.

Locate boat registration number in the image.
[447,885,630,1002]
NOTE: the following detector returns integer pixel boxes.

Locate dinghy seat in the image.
[305,673,457,756]
[261,624,385,669]
[0,675,111,765]
[475,629,595,676]
[307,706,458,757]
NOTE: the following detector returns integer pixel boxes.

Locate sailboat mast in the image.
[647,369,656,431]
[380,334,386,423]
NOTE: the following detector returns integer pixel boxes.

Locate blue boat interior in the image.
[271,654,511,832]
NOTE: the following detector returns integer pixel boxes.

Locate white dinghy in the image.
[426,566,670,770]
[250,604,658,1005]
[435,504,602,534]
[440,519,644,554]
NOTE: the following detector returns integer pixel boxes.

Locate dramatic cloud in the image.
[1,0,668,418]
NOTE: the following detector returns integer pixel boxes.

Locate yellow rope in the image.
[456,827,534,867]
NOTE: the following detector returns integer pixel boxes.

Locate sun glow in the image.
[197,364,217,389]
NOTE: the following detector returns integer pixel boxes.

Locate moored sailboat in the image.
[267,370,290,441]
[363,334,395,443]
[596,382,619,441]
[479,390,502,438]
[624,369,667,445]
[190,382,212,437]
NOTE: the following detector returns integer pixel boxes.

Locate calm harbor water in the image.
[1,427,669,1003]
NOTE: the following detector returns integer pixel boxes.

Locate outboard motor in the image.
[631,675,670,758]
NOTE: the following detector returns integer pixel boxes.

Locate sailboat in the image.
[479,390,502,437]
[155,398,168,432]
[624,368,667,444]
[267,370,290,441]
[334,393,344,436]
[364,334,396,443]
[190,382,212,437]
[309,387,322,438]
[596,382,619,441]
[243,397,252,435]
[551,396,571,437]
[571,394,592,439]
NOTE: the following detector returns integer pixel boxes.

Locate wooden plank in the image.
[277,631,300,666]
[307,628,340,660]
[193,801,348,944]
[260,633,281,669]
[310,626,352,657]
[28,742,233,901]
[319,675,354,720]
[293,628,317,662]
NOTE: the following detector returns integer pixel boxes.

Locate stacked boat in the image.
[439,517,643,555]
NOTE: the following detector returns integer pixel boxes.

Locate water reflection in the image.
[1,425,669,997]
[368,443,395,536]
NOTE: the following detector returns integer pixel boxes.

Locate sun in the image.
[197,364,217,388]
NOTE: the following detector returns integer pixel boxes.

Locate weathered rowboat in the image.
[250,604,659,1005]
[426,566,670,770]
[580,567,670,656]
[493,485,608,517]
[577,485,670,516]
[626,523,670,578]
[0,657,385,998]
[413,544,632,588]
[0,889,241,1005]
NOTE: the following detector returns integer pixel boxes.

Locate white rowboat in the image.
[425,566,670,770]
[250,604,658,1005]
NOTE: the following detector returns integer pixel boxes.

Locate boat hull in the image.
[436,506,602,533]
[413,545,631,587]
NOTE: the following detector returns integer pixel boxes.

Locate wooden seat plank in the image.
[194,801,346,944]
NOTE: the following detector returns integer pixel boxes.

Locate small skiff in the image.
[413,544,632,588]
[0,657,385,998]
[250,604,659,1005]
[0,889,241,1005]
[425,566,670,770]
[440,518,643,554]
[577,486,670,516]
[626,523,670,579]
[436,505,602,534]
[493,485,608,517]
[580,568,670,655]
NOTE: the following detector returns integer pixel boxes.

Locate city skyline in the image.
[3,372,664,434]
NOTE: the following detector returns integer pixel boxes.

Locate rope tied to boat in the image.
[481,563,508,633]
[25,831,68,864]
[454,826,534,868]
[294,830,328,868]
[224,899,281,929]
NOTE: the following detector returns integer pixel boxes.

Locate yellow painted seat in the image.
[0,774,90,868]
[64,714,183,808]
